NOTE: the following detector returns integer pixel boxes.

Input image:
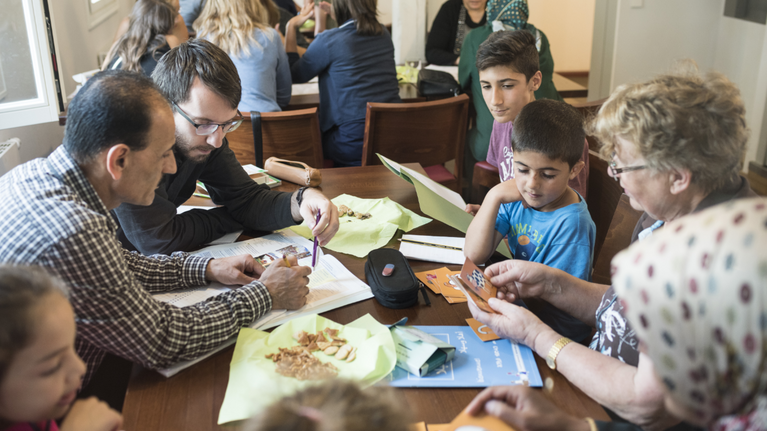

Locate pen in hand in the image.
[312,210,321,269]
[282,254,291,268]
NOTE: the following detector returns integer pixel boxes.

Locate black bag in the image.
[417,69,460,98]
[365,249,431,309]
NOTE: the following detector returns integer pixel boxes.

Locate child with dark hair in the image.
[245,380,412,431]
[465,99,595,343]
[467,29,588,213]
[0,266,122,431]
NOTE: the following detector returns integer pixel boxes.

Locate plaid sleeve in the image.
[44,230,272,371]
[120,249,211,292]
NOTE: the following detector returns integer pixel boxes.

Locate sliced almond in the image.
[323,346,339,355]
[335,344,353,360]
[346,347,357,363]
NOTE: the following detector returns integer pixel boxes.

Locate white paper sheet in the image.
[399,234,466,265]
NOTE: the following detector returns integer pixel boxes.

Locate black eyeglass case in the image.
[365,249,431,309]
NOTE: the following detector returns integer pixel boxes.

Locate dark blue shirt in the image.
[290,20,400,165]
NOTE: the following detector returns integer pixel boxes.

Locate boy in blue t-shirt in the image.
[465,99,595,342]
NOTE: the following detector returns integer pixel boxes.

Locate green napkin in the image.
[218,314,396,424]
[290,194,431,258]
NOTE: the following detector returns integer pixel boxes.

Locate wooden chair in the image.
[226,108,324,168]
[361,94,470,193]
[591,194,643,285]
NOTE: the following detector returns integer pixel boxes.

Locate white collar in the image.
[339,19,356,29]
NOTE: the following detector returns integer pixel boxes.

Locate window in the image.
[0,0,64,130]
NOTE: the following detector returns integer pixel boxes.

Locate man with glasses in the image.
[113,39,338,255]
[0,70,314,407]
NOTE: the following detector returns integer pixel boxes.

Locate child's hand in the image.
[465,203,481,215]
[60,397,123,431]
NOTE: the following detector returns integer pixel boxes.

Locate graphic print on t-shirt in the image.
[498,146,514,182]
[510,224,545,261]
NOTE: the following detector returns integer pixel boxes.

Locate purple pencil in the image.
[311,210,321,268]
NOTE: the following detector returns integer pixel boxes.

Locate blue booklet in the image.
[385,326,542,388]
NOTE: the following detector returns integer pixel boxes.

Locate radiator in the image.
[0,138,21,177]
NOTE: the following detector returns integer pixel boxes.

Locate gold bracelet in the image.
[584,417,598,431]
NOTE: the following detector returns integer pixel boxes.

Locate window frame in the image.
[0,0,65,130]
[87,0,118,30]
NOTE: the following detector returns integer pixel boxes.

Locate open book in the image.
[378,154,511,259]
[152,230,372,377]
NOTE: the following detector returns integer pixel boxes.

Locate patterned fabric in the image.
[589,285,639,366]
[612,198,767,429]
[0,146,272,384]
[486,0,528,29]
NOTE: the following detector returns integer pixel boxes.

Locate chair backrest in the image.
[585,150,624,266]
[591,194,643,285]
[226,108,323,168]
[361,94,470,190]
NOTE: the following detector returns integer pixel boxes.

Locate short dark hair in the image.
[64,70,165,164]
[0,266,69,383]
[152,39,241,109]
[333,0,383,36]
[512,99,585,168]
[476,30,539,81]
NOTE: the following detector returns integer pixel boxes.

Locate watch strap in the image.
[546,336,573,370]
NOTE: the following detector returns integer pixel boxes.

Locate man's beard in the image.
[175,133,213,164]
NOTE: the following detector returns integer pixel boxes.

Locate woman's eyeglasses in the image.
[609,152,646,181]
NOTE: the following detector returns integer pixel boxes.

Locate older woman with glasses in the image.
[467,63,758,430]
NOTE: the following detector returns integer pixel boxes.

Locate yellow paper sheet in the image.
[218,314,397,424]
[290,194,432,258]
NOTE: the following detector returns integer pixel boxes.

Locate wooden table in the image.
[287,82,422,110]
[121,164,608,430]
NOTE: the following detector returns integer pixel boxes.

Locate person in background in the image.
[245,380,412,431]
[260,0,310,57]
[112,0,188,47]
[196,0,291,113]
[284,0,401,167]
[467,197,767,431]
[468,64,756,431]
[0,267,123,431]
[103,0,184,76]
[426,0,487,65]
[273,0,298,15]
[459,0,561,181]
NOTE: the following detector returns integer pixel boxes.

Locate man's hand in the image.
[485,260,559,302]
[293,188,339,246]
[259,255,311,310]
[60,397,123,431]
[467,386,590,431]
[205,254,262,286]
[469,297,553,354]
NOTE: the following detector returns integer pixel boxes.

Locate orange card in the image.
[442,410,518,431]
[438,269,466,299]
[426,425,451,431]
[414,268,445,295]
[411,422,428,431]
[445,296,468,304]
[465,318,501,341]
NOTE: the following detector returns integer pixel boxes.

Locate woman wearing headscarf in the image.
[426,0,488,66]
[458,0,561,170]
[465,197,767,431]
[468,65,758,431]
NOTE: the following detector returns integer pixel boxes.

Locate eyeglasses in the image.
[609,152,646,181]
[172,102,243,136]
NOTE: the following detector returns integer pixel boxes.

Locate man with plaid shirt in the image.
[0,70,313,389]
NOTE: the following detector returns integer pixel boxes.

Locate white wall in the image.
[0,0,135,164]
[589,0,767,172]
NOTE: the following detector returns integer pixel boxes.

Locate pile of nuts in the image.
[264,327,356,381]
[338,205,372,220]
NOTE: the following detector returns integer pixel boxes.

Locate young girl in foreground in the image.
[0,266,122,431]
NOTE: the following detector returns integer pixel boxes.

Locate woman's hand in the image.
[467,386,590,431]
[468,297,555,355]
[288,0,315,29]
[319,1,336,21]
[485,259,558,302]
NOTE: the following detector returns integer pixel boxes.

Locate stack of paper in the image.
[152,230,373,377]
[399,234,465,265]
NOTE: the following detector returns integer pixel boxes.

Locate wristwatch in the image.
[545,337,573,370]
[296,186,309,207]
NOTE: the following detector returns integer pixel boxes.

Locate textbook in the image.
[152,230,372,377]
